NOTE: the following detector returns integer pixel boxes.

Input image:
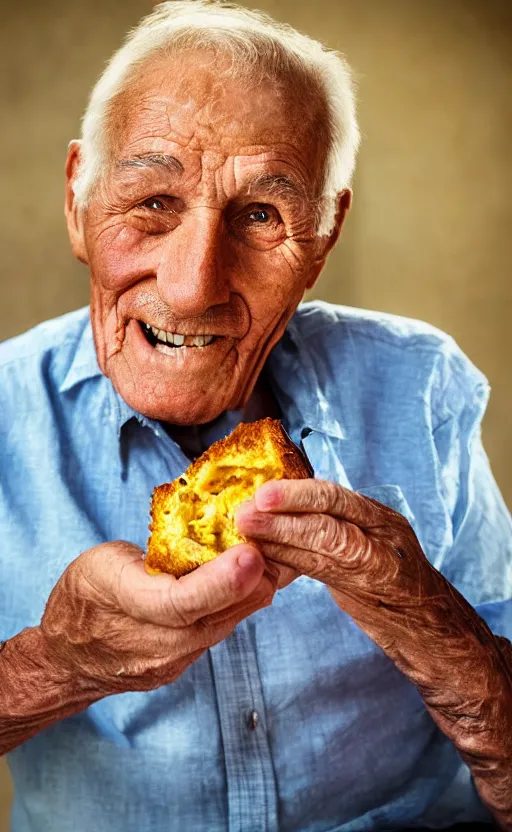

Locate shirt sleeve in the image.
[414,341,512,826]
[431,339,512,631]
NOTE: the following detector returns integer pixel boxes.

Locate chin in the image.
[98,318,258,426]
[110,374,242,426]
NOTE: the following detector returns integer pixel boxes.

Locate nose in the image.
[156,207,230,318]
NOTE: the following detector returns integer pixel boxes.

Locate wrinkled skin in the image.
[40,542,278,694]
[1,541,278,754]
[2,46,510,829]
[65,50,348,425]
[1,49,347,755]
[236,480,512,827]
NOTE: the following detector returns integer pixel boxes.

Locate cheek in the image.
[235,245,310,330]
[88,221,156,292]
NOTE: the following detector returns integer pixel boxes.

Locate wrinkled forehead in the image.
[107,48,328,190]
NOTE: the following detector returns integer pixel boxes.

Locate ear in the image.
[305,188,352,290]
[65,140,88,265]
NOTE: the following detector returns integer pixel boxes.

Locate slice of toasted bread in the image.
[146,417,312,577]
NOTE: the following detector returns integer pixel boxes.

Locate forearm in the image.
[407,605,512,829]
[422,628,512,831]
[334,574,512,828]
[0,627,101,755]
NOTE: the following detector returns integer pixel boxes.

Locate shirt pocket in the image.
[355,483,416,527]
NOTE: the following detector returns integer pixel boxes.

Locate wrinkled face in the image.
[66,51,346,425]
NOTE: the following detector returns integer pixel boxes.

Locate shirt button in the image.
[247,710,259,731]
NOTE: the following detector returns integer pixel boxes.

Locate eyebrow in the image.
[115,156,312,206]
[116,153,184,175]
[246,172,310,205]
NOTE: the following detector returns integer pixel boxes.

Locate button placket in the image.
[247,710,259,731]
[209,622,278,832]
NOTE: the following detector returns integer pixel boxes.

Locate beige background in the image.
[1,0,511,827]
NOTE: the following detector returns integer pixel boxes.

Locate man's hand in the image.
[40,540,276,695]
[235,477,435,640]
[235,477,509,690]
[236,478,512,828]
[0,540,276,755]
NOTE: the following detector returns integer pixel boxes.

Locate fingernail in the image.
[256,483,281,511]
[237,548,261,573]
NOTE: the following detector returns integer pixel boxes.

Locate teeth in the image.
[192,334,214,347]
[142,322,215,347]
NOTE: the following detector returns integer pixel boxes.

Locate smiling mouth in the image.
[139,321,219,351]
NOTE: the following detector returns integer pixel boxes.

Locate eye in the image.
[140,196,169,211]
[230,203,285,250]
[248,208,271,224]
[132,195,181,235]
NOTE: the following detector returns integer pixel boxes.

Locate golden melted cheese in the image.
[187,465,273,551]
[146,418,309,577]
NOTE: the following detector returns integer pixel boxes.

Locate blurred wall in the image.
[1,1,510,827]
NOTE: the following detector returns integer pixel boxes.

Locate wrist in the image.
[0,626,103,754]
[333,575,512,824]
[333,570,511,720]
[2,627,99,716]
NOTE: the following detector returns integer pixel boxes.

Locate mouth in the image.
[139,321,220,354]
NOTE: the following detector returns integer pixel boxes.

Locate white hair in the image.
[73,0,360,236]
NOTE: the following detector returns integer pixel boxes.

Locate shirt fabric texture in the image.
[1,301,511,832]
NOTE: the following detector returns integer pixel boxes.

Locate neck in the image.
[164,368,282,460]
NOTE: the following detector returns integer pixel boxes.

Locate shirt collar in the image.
[268,315,345,441]
[58,307,345,442]
[58,314,103,393]
[57,314,140,437]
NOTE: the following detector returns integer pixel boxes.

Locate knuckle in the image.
[306,479,331,511]
[257,583,276,607]
[262,563,279,591]
[251,579,275,610]
[166,591,198,627]
[322,480,342,511]
[380,512,414,546]
[397,514,413,534]
[315,514,344,553]
[307,551,329,579]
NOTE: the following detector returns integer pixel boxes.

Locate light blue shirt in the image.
[1,302,511,832]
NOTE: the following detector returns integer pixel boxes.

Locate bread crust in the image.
[146,418,311,576]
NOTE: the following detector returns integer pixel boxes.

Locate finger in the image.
[199,570,276,629]
[135,570,276,657]
[134,544,265,627]
[274,563,299,590]
[254,539,335,584]
[203,596,274,645]
[100,573,278,689]
[115,543,266,627]
[236,503,367,558]
[254,478,396,528]
[170,544,268,626]
[103,564,275,672]
[253,537,384,588]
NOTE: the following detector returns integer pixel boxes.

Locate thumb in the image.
[108,542,266,627]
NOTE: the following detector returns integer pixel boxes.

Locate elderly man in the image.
[0,2,511,831]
